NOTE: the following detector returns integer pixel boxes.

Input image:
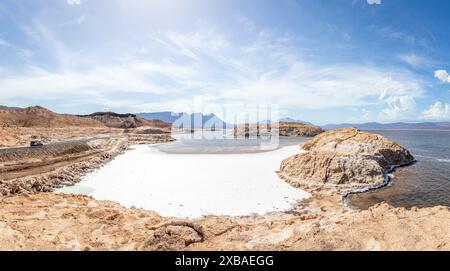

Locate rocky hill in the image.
[278,122,323,136]
[82,112,172,129]
[234,122,323,137]
[279,128,415,193]
[0,106,103,128]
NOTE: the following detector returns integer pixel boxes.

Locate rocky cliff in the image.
[279,128,415,193]
[278,122,324,136]
[82,112,172,129]
[234,122,323,138]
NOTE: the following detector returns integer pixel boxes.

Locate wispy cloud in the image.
[398,53,432,68]
[66,0,81,5]
[0,37,12,47]
[1,14,428,122]
[22,21,72,70]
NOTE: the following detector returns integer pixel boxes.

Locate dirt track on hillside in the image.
[0,133,174,196]
[0,137,121,180]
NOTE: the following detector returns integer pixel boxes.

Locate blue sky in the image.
[0,0,449,124]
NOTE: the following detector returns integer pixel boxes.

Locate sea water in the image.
[348,130,450,209]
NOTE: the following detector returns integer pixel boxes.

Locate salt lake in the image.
[57,133,311,218]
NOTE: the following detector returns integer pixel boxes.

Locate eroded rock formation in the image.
[1,193,449,251]
[234,122,323,138]
[279,128,415,193]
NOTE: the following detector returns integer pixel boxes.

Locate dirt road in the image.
[0,136,123,180]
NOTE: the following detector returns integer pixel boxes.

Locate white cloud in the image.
[422,102,450,121]
[0,61,188,100]
[378,95,418,122]
[66,0,81,5]
[434,69,450,83]
[367,0,381,5]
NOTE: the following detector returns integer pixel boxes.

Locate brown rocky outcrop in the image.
[234,122,323,138]
[279,128,415,193]
[1,193,449,251]
[278,122,323,136]
[82,112,172,129]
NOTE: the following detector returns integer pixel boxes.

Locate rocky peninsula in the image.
[279,128,415,194]
[234,122,323,138]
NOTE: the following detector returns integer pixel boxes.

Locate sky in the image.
[0,0,449,125]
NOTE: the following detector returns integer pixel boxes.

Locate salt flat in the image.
[58,144,310,218]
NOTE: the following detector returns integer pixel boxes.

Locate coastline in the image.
[342,159,417,207]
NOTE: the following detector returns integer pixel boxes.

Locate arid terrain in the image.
[1,107,450,251]
[0,106,172,148]
[1,192,449,251]
[0,106,174,196]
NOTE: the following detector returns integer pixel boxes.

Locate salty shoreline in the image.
[342,159,417,206]
[57,144,311,218]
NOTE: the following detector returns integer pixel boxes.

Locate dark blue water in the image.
[348,130,450,209]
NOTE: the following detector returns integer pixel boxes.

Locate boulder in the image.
[279,128,415,192]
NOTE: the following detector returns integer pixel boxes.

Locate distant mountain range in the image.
[0,105,20,110]
[322,122,450,130]
[137,112,315,128]
[3,105,450,131]
[137,112,231,129]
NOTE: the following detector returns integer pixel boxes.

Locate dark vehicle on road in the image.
[30,140,44,147]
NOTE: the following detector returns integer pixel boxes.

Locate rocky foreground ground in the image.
[1,192,449,250]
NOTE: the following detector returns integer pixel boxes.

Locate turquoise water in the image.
[348,130,450,209]
[55,184,95,195]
